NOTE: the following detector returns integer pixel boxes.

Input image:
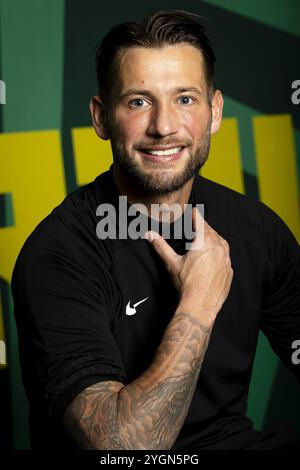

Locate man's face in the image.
[103,44,219,194]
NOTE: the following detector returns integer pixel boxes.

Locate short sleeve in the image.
[11,214,127,423]
[259,203,300,382]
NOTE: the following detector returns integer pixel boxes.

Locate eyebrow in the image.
[120,87,202,99]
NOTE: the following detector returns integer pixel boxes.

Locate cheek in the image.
[181,109,211,138]
[115,113,149,143]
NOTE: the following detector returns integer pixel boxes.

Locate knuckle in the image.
[222,241,231,258]
[220,237,229,249]
[223,239,230,250]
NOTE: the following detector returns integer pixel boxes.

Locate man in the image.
[12,10,300,450]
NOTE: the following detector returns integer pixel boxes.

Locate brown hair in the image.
[95,9,216,104]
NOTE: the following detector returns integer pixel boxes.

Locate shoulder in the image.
[196,174,263,217]
[195,174,299,255]
[12,170,113,282]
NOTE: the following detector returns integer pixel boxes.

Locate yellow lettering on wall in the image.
[253,114,300,242]
[201,118,245,194]
[0,130,66,283]
[72,127,113,186]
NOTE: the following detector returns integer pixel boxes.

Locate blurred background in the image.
[0,0,299,449]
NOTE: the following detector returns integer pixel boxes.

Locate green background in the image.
[0,0,299,449]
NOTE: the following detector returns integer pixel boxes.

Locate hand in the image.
[144,208,233,326]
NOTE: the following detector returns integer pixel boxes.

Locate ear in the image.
[210,90,223,135]
[90,95,110,140]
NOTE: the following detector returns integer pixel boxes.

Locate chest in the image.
[110,236,266,381]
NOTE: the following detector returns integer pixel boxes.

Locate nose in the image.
[147,103,179,137]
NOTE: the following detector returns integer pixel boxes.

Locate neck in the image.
[112,165,194,222]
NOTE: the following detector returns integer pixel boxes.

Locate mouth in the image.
[137,146,186,162]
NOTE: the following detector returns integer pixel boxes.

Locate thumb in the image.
[144,231,181,272]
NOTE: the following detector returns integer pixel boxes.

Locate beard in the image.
[109,119,212,195]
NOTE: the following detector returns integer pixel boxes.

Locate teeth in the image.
[145,147,182,156]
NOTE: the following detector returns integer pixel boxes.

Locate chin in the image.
[133,168,194,194]
[114,149,200,194]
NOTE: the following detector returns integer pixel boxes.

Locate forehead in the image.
[114,43,206,93]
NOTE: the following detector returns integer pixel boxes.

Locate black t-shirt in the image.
[11,166,300,450]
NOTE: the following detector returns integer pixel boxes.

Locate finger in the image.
[190,207,205,251]
[144,231,181,270]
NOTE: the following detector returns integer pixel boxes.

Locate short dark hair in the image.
[95,10,216,104]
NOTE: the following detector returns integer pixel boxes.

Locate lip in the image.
[138,146,186,163]
[141,144,186,151]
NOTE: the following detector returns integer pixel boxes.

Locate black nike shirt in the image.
[11,166,300,449]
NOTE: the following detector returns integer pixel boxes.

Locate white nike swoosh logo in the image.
[126,297,149,316]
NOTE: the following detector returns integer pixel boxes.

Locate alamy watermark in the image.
[291,339,300,365]
[96,196,204,250]
[0,80,6,104]
[291,80,300,105]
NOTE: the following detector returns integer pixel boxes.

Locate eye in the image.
[129,98,148,108]
[178,96,195,105]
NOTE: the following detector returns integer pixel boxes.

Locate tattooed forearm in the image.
[64,380,126,449]
[64,311,213,450]
[117,312,212,449]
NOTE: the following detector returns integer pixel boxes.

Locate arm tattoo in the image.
[64,312,212,450]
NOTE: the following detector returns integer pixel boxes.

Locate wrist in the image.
[176,295,217,330]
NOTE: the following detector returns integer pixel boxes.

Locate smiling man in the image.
[95,43,219,198]
[12,10,300,450]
